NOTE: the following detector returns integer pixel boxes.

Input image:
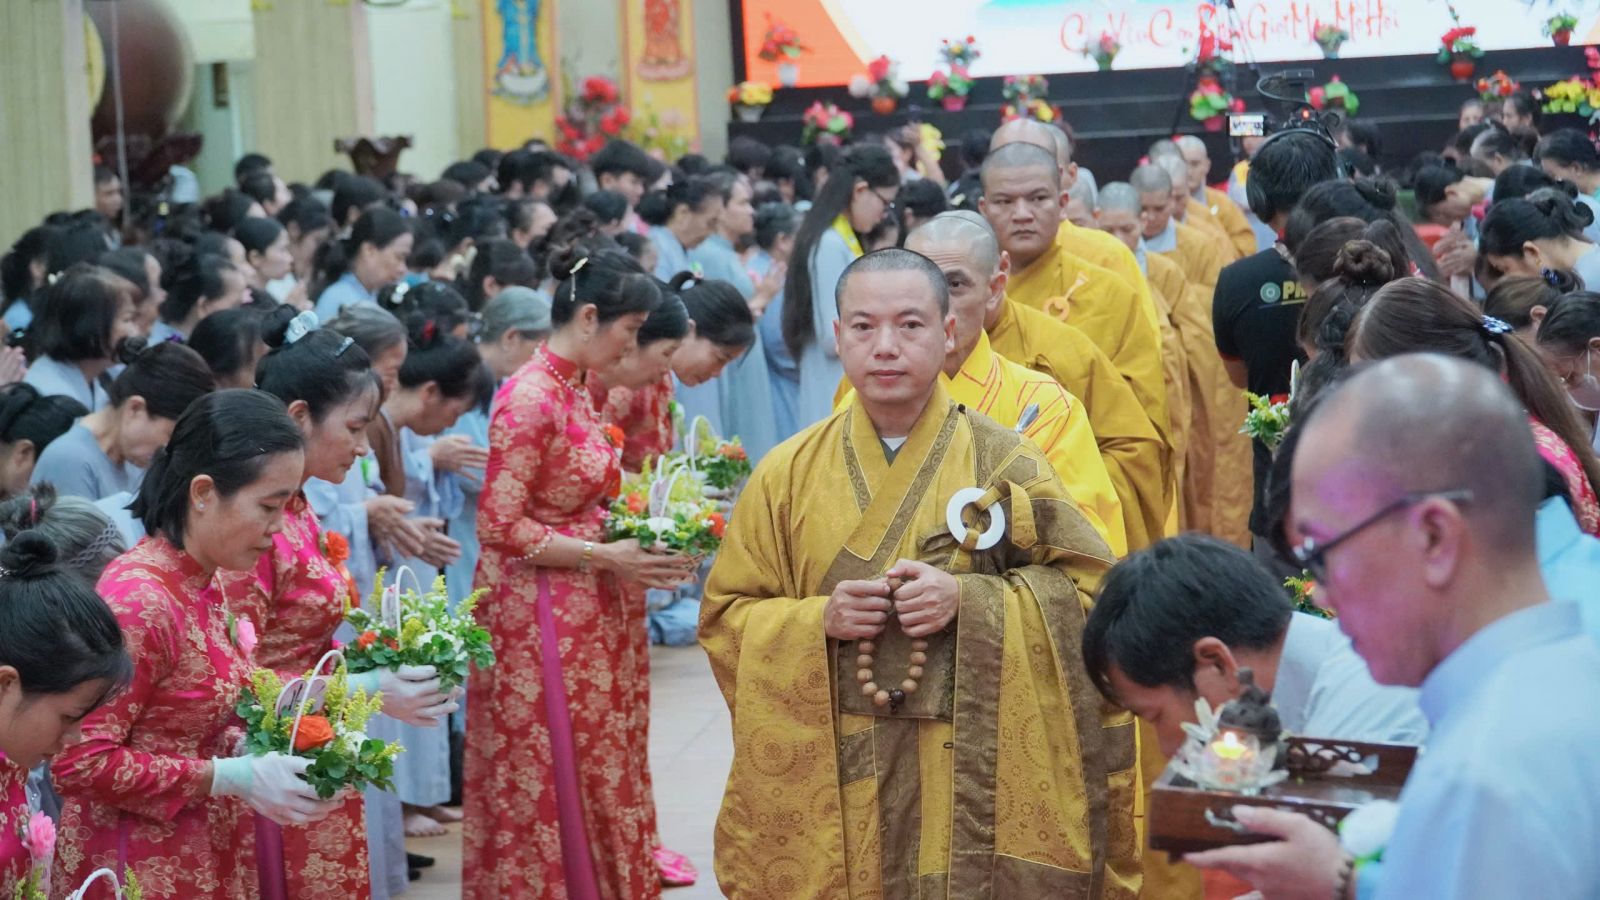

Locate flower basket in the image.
[555,76,630,162]
[1450,57,1477,82]
[1308,76,1360,118]
[941,95,967,112]
[926,56,974,111]
[801,101,854,145]
[850,55,908,114]
[1476,70,1520,102]
[728,81,772,122]
[236,650,403,800]
[1438,25,1484,82]
[343,567,496,693]
[1086,32,1122,71]
[686,416,753,491]
[608,456,726,557]
[758,14,809,77]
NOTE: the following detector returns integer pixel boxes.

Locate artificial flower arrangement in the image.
[1438,24,1484,80]
[1285,572,1336,619]
[1476,69,1520,102]
[608,455,727,557]
[1086,32,1122,71]
[927,37,979,110]
[343,569,496,692]
[1546,11,1580,46]
[1308,76,1360,117]
[728,81,774,122]
[235,652,402,800]
[686,416,752,491]
[626,106,693,161]
[1539,47,1600,122]
[801,101,854,145]
[1188,29,1242,130]
[13,850,146,900]
[555,75,632,161]
[1313,21,1350,58]
[756,15,808,63]
[1001,74,1063,123]
[850,55,910,114]
[1240,391,1291,449]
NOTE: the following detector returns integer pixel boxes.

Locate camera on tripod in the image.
[1228,68,1344,142]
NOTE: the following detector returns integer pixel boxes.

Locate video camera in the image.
[1229,68,1344,144]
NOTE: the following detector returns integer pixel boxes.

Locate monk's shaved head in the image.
[908,210,1001,274]
[1296,354,1543,555]
[1097,182,1140,214]
[1154,155,1189,187]
[990,118,1069,165]
[1147,139,1183,162]
[1173,135,1207,157]
[981,142,1060,191]
[1129,165,1172,195]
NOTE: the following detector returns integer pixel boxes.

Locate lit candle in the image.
[1203,730,1258,790]
[1212,731,1248,760]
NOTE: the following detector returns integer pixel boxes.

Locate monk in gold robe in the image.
[1150,146,1238,265]
[1175,135,1258,259]
[983,143,1168,455]
[908,211,1170,553]
[701,248,1139,899]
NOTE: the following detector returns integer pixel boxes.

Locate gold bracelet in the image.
[578,540,594,572]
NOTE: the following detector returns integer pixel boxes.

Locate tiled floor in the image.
[406,644,733,899]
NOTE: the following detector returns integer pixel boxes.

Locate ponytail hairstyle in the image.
[382,279,474,337]
[0,484,126,579]
[1349,276,1600,495]
[188,306,267,388]
[1536,291,1600,356]
[0,383,88,461]
[399,315,485,400]
[462,238,539,311]
[548,245,661,327]
[330,175,390,226]
[671,273,755,351]
[160,252,239,324]
[325,305,407,360]
[1297,235,1401,358]
[1411,164,1465,222]
[201,189,259,233]
[582,190,629,229]
[1471,124,1535,165]
[130,389,304,548]
[311,206,409,298]
[784,143,900,357]
[637,285,690,346]
[1293,217,1411,285]
[1491,164,1560,204]
[1480,187,1597,258]
[754,202,799,252]
[1486,272,1582,332]
[110,342,217,420]
[256,307,377,421]
[637,176,719,229]
[0,529,129,697]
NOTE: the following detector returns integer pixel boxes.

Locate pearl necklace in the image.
[537,347,586,396]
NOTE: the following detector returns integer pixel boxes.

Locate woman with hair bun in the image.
[53,390,340,899]
[1485,270,1582,341]
[642,176,725,283]
[1349,277,1600,534]
[149,252,249,343]
[1297,235,1403,362]
[1481,187,1600,289]
[0,384,87,499]
[0,531,130,895]
[463,246,696,899]
[312,207,413,322]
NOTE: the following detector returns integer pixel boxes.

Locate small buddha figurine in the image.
[1217,667,1284,751]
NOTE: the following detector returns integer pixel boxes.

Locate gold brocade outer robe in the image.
[700,384,1140,900]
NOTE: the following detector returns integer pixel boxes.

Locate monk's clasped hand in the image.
[886,559,959,638]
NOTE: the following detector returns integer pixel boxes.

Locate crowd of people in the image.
[0,75,1595,900]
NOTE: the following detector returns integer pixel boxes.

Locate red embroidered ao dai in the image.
[602,373,677,472]
[0,753,31,895]
[52,537,257,900]
[462,349,658,900]
[229,496,369,900]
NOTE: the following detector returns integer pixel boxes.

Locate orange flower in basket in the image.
[707,512,727,539]
[603,424,627,449]
[625,492,647,514]
[356,631,380,650]
[719,443,746,461]
[324,531,350,567]
[294,714,336,752]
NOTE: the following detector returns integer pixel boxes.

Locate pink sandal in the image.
[654,846,699,887]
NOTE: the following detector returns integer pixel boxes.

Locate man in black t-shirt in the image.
[1211,130,1339,548]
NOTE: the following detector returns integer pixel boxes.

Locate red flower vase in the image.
[1554,30,1573,46]
[941,95,967,112]
[1450,58,1476,81]
[871,96,899,115]
[1202,115,1225,132]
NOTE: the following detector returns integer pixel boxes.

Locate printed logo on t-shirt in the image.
[1258,280,1308,306]
[1260,282,1282,303]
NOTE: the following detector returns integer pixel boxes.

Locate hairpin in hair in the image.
[388,280,411,306]
[571,257,589,275]
[67,518,123,571]
[46,272,60,286]
[284,310,320,345]
[1481,314,1514,336]
[334,336,356,357]
[1543,268,1562,287]
[421,320,437,344]
[28,498,37,526]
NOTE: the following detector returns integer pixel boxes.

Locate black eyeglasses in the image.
[1292,489,1473,581]
[874,188,898,213]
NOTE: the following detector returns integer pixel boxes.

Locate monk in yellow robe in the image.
[1175,134,1258,259]
[701,248,1139,899]
[983,143,1168,454]
[906,211,1170,554]
[1151,146,1238,266]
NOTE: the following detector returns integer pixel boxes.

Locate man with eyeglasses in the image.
[1186,354,1600,900]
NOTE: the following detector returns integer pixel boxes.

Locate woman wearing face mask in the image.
[0,532,130,896]
[641,177,724,282]
[312,208,413,322]
[22,264,142,412]
[32,342,216,501]
[52,390,340,898]
[462,247,696,899]
[241,308,459,899]
[1537,292,1600,454]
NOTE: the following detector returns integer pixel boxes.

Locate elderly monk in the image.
[917,212,1174,552]
[1102,182,1251,544]
[983,143,1168,451]
[1132,163,1224,288]
[1174,135,1257,258]
[701,249,1139,900]
[1188,355,1600,900]
[990,119,1163,337]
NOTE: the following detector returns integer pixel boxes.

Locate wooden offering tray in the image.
[1149,736,1419,854]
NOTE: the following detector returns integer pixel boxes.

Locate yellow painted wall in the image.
[0,0,95,248]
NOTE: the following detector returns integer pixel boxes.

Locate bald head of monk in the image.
[1173,135,1211,195]
[979,142,1063,272]
[1130,164,1174,239]
[1154,155,1192,222]
[907,212,1009,372]
[1291,353,1546,687]
[990,118,1077,188]
[1095,183,1143,253]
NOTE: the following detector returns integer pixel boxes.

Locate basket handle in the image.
[66,867,123,899]
[378,565,422,631]
[287,649,348,753]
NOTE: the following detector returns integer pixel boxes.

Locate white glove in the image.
[211,753,340,826]
[352,664,460,727]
